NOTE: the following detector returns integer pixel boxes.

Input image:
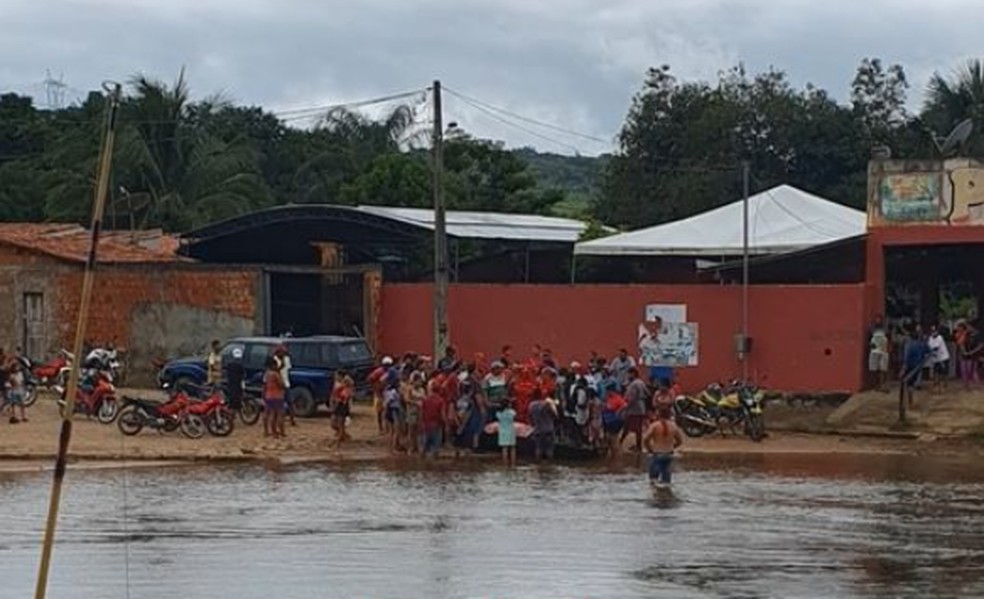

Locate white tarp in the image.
[574,185,866,257]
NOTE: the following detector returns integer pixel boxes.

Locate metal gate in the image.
[22,292,45,359]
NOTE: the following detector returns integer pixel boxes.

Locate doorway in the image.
[265,269,369,338]
[22,292,45,359]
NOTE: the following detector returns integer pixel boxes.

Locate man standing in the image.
[927,324,951,394]
[643,405,683,490]
[901,326,928,407]
[609,348,636,391]
[528,389,558,460]
[868,316,890,392]
[274,344,294,426]
[621,367,649,461]
[206,340,223,386]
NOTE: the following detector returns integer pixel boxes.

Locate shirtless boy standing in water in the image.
[643,406,683,489]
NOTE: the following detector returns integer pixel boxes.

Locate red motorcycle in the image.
[33,350,73,388]
[184,386,235,437]
[56,369,118,424]
[117,392,206,438]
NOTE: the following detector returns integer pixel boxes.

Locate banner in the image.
[638,321,699,367]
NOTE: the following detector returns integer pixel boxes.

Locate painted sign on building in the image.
[870,159,984,226]
[877,173,941,223]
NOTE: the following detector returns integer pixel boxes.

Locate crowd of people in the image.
[868,315,984,397]
[365,345,684,473]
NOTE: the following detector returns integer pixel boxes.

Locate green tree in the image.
[924,58,984,155]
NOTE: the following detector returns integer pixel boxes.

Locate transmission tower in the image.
[43,70,67,109]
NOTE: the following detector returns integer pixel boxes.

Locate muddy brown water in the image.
[2,452,984,598]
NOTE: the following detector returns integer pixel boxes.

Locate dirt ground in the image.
[0,390,980,473]
[827,385,984,435]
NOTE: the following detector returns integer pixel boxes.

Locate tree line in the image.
[0,58,982,233]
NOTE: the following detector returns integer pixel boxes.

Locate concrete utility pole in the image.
[741,161,750,383]
[432,80,449,360]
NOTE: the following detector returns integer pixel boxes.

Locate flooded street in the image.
[2,453,984,598]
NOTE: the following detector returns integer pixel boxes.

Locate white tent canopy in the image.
[574,184,866,257]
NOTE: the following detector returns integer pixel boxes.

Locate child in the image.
[6,360,27,424]
[329,370,354,451]
[405,372,426,455]
[496,399,517,467]
[262,356,286,438]
[384,384,404,453]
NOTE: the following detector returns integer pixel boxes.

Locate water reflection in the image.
[0,453,983,598]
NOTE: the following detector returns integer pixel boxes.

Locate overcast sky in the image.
[2,0,981,155]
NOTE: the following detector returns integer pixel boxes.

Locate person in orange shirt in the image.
[511,365,538,424]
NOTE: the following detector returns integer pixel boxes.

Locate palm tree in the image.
[46,71,272,231]
[118,71,272,230]
[292,105,421,203]
[924,59,984,155]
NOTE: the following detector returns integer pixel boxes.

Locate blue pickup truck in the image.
[157,336,375,417]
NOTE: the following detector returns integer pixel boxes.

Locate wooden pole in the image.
[34,82,122,599]
[432,80,449,360]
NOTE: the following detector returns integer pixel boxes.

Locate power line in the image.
[443,86,610,145]
[447,93,585,154]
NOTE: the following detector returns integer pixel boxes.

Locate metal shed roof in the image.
[354,205,587,242]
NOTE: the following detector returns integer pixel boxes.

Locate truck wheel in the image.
[290,387,316,418]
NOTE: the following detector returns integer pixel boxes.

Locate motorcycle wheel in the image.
[239,397,262,426]
[206,409,235,437]
[180,414,206,439]
[117,407,143,436]
[96,398,119,424]
[746,413,766,442]
[678,407,711,438]
[24,384,39,407]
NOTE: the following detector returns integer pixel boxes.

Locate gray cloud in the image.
[2,0,981,155]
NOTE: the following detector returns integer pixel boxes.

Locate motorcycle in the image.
[116,394,205,438]
[169,379,261,427]
[681,381,766,442]
[83,344,124,385]
[185,388,235,437]
[15,355,40,407]
[55,369,119,424]
[673,395,717,438]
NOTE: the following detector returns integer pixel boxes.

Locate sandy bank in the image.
[1,392,980,474]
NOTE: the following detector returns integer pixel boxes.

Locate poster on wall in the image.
[645,303,687,324]
[638,321,699,367]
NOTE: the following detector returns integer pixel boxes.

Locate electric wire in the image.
[443,86,610,145]
[446,93,585,154]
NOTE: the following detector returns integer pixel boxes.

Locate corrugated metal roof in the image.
[575,185,866,257]
[355,205,586,243]
[0,223,184,263]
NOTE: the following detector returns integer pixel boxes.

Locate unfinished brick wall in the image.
[55,265,262,382]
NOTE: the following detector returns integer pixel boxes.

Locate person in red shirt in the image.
[602,389,628,458]
[511,365,538,424]
[420,381,446,458]
[329,370,354,450]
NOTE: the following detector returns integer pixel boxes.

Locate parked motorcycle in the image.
[83,345,124,384]
[55,369,119,424]
[15,355,40,407]
[116,394,205,438]
[682,381,766,442]
[185,388,235,437]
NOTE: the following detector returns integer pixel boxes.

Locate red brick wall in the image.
[379,283,867,394]
[55,266,259,349]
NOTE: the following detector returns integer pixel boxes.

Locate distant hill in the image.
[511,148,608,219]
